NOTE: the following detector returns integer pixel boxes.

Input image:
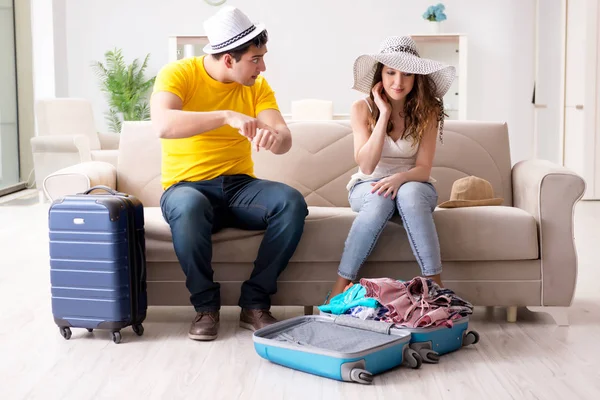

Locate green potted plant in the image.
[91,48,156,133]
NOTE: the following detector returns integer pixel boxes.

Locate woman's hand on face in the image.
[371,82,391,116]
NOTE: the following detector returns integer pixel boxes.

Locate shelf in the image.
[410,32,467,120]
[169,35,208,44]
[411,34,464,43]
[411,33,465,38]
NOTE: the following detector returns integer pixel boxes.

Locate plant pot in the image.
[429,21,442,34]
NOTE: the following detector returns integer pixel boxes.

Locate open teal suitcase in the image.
[252,314,423,384]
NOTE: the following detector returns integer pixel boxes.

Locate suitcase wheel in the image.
[132,324,144,336]
[418,348,440,364]
[462,330,480,347]
[59,327,72,340]
[111,331,122,344]
[403,348,423,369]
[350,368,373,385]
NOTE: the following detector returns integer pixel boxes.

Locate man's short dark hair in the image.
[211,30,269,62]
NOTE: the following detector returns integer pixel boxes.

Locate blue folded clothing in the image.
[318,284,380,315]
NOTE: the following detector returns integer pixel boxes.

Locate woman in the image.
[327,36,455,301]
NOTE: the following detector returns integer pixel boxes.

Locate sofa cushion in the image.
[432,206,538,260]
[251,120,513,207]
[145,207,264,244]
[144,205,538,263]
[116,121,513,209]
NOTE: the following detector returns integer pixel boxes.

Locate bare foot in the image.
[427,274,443,287]
[326,276,352,304]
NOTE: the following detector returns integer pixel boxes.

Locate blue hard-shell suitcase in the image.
[319,311,479,364]
[252,315,423,384]
[399,316,479,363]
[48,185,147,344]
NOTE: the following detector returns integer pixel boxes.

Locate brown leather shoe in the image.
[239,308,278,331]
[188,311,219,341]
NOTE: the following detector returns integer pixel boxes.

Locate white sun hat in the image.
[202,6,266,54]
[352,36,456,99]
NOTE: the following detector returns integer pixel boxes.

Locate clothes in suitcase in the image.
[317,277,480,364]
[48,185,147,344]
[252,315,423,384]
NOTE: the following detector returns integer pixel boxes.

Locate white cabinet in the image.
[563,107,585,177]
[411,34,468,121]
[561,0,600,199]
[533,0,600,199]
[533,0,563,164]
[564,0,587,106]
[168,36,209,63]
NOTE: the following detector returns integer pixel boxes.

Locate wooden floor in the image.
[1,191,599,399]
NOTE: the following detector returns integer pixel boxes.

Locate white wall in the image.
[31,0,55,100]
[52,0,68,97]
[55,0,536,163]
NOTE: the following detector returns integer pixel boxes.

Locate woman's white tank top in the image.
[346,99,435,190]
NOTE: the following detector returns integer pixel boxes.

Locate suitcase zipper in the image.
[111,195,139,326]
[122,197,139,325]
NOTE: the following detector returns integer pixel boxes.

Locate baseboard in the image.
[0,182,27,197]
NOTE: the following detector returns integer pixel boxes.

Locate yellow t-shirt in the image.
[152,56,280,189]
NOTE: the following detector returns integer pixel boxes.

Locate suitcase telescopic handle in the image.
[83,185,128,197]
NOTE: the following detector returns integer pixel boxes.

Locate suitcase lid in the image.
[252,315,411,359]
[51,195,127,222]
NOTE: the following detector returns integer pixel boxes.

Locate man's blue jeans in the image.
[160,174,308,312]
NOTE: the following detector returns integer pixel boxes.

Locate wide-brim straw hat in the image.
[438,176,504,208]
[352,35,456,99]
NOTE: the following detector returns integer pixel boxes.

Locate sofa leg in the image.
[507,306,517,323]
[304,306,314,316]
[526,306,570,326]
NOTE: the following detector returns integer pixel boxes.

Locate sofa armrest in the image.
[30,135,92,162]
[512,159,586,306]
[97,132,120,150]
[43,161,117,201]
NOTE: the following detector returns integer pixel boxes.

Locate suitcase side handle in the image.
[83,185,128,197]
[137,240,147,290]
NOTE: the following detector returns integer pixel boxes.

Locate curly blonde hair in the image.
[367,62,446,145]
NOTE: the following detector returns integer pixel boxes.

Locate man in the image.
[151,6,308,341]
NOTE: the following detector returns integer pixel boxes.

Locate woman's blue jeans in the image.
[338,179,442,281]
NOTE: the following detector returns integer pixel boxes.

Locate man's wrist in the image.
[222,110,232,126]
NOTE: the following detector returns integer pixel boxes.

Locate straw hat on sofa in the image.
[352,36,456,99]
[438,176,504,208]
[202,6,266,54]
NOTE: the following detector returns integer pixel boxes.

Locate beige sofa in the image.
[43,120,586,325]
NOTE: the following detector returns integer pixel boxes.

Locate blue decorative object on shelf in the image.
[423,3,447,22]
